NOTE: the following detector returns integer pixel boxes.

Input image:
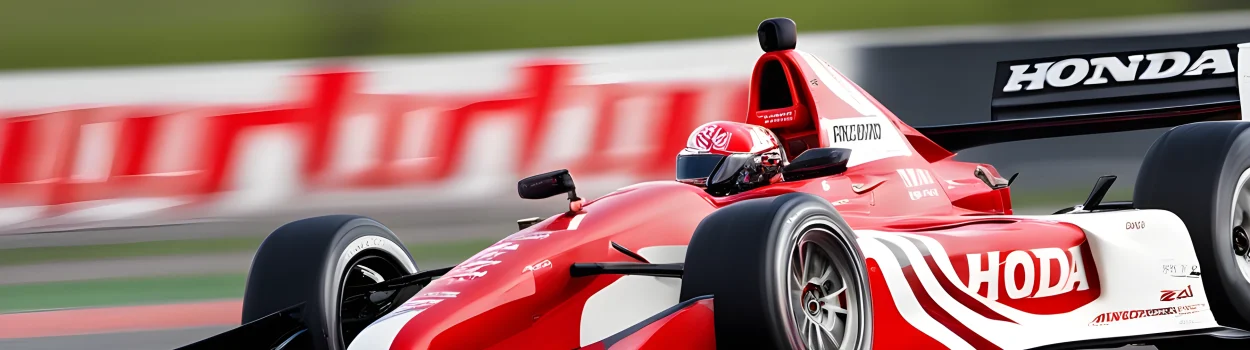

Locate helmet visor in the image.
[676,153,726,185]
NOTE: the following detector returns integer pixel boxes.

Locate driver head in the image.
[676,121,786,196]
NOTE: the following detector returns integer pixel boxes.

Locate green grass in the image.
[0,273,245,313]
[0,0,1219,71]
[0,236,500,267]
[0,237,264,267]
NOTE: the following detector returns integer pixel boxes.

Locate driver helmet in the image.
[676,121,786,195]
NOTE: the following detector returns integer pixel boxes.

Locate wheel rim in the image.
[785,227,861,349]
[1232,167,1250,283]
[338,253,405,347]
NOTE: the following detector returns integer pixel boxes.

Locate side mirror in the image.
[518,169,576,199]
[518,169,584,213]
[783,148,851,181]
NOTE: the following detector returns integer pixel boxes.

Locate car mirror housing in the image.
[518,169,585,214]
[518,169,577,200]
[782,148,851,181]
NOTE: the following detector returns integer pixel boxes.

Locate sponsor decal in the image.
[821,180,830,191]
[831,199,849,206]
[1088,304,1207,326]
[1126,221,1146,230]
[862,231,1101,316]
[690,124,732,152]
[828,123,882,143]
[420,291,460,298]
[522,259,553,273]
[964,245,1095,303]
[439,241,520,283]
[1160,285,1194,302]
[897,168,939,200]
[344,236,389,260]
[759,110,797,125]
[510,231,553,241]
[1002,48,1235,93]
[1162,260,1202,279]
[819,116,913,167]
[505,213,585,242]
[442,214,585,282]
[376,294,458,322]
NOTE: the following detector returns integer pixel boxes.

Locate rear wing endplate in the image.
[918,43,1250,151]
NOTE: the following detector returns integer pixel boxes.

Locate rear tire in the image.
[680,193,872,350]
[1134,121,1250,347]
[241,215,418,350]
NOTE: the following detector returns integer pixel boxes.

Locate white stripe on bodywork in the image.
[579,245,687,346]
[857,235,974,349]
[568,213,587,230]
[796,50,883,117]
[890,232,1037,322]
[867,232,1019,348]
[346,309,419,350]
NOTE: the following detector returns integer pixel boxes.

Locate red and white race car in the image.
[183,18,1250,350]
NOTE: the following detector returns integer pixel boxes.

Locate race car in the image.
[181,18,1250,350]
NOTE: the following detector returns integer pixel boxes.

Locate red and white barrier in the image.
[0,36,861,232]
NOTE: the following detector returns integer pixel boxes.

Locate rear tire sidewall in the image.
[1134,121,1250,329]
[681,193,873,350]
[241,215,417,350]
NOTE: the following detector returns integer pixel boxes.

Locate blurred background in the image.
[2,1,1250,349]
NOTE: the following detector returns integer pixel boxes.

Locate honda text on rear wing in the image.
[917,43,1250,151]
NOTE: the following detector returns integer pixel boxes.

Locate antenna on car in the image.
[1081,175,1117,211]
[611,241,651,264]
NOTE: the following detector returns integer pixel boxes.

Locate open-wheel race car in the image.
[182,18,1250,350]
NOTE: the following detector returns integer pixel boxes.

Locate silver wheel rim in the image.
[785,227,861,349]
[1231,167,1250,282]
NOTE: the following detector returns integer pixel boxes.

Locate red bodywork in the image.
[374,48,1096,350]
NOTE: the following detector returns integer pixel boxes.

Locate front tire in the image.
[242,215,418,350]
[680,193,873,350]
[1134,121,1250,347]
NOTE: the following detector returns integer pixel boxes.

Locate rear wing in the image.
[917,43,1250,151]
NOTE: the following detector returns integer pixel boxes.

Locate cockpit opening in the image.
[757,60,794,110]
[750,56,819,161]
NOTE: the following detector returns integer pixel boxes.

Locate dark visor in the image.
[676,153,726,183]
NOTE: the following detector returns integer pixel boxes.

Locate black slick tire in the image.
[241,215,418,350]
[679,193,872,350]
[1134,121,1250,347]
